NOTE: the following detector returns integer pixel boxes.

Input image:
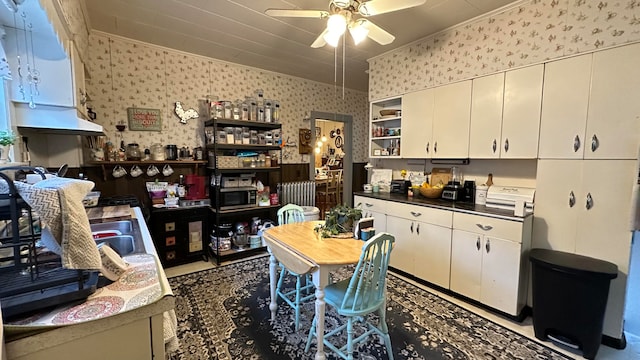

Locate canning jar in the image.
[126,143,142,161]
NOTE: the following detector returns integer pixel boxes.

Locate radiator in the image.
[278,181,316,207]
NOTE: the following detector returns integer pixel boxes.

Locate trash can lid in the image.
[529,248,617,279]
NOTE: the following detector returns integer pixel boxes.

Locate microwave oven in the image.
[210,187,257,210]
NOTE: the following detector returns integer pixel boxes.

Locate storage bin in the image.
[529,248,617,360]
[82,191,101,208]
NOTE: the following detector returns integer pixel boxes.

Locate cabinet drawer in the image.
[453,212,522,241]
[394,203,452,228]
[355,196,389,213]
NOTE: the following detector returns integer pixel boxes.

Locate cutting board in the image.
[430,167,452,186]
[86,205,132,223]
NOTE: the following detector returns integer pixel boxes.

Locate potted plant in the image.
[0,130,16,163]
[314,204,362,238]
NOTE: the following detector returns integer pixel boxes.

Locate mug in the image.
[162,164,174,177]
[112,165,127,178]
[147,165,160,177]
[130,165,143,177]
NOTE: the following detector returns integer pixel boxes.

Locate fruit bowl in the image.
[419,186,443,199]
[379,109,397,117]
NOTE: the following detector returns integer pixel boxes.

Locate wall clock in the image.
[335,135,343,149]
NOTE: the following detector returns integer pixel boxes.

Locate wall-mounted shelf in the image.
[87,160,208,181]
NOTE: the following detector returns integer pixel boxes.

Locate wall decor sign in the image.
[127,107,162,131]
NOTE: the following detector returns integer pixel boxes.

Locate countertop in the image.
[354,191,532,222]
[2,207,175,357]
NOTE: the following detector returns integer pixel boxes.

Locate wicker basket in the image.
[418,186,443,199]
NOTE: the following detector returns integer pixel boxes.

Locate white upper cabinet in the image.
[469,73,505,158]
[70,41,89,119]
[432,80,472,159]
[539,43,640,160]
[369,96,402,158]
[539,54,592,159]
[501,64,544,158]
[585,43,640,159]
[401,88,434,159]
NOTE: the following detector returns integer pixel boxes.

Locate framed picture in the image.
[315,127,321,137]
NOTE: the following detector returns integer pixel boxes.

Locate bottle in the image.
[177,174,186,198]
[486,173,493,187]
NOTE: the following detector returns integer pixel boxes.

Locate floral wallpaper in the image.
[369,0,640,100]
[48,0,90,62]
[86,34,369,163]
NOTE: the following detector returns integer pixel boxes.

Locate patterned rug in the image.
[168,255,570,360]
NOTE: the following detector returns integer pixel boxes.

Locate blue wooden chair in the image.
[305,232,395,360]
[275,203,315,330]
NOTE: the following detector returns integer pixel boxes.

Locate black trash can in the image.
[529,249,618,360]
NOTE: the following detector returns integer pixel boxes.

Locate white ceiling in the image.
[84,0,517,92]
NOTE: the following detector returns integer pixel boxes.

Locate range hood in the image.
[13,102,104,136]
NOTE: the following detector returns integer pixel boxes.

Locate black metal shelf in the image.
[207,167,281,173]
[206,144,281,151]
[209,204,281,215]
[204,118,282,130]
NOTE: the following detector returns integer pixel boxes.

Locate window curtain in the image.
[0,28,11,80]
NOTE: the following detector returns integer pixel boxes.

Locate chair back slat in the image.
[340,233,394,312]
[277,203,306,225]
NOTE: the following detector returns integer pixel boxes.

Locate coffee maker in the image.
[442,167,465,201]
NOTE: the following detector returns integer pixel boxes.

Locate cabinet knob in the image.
[573,135,581,153]
[410,211,422,217]
[591,134,599,152]
[476,224,493,231]
[365,203,373,207]
[485,239,491,253]
[586,192,594,210]
[476,237,481,250]
[410,222,414,233]
[492,139,497,153]
[504,138,509,152]
[425,142,430,153]
[569,191,576,208]
[416,223,420,235]
[434,142,438,153]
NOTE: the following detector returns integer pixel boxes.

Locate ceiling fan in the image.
[265,0,426,48]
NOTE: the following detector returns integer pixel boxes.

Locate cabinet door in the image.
[413,221,451,289]
[480,236,521,315]
[586,43,640,159]
[469,73,504,158]
[386,216,415,274]
[367,210,387,233]
[432,80,472,158]
[401,89,434,158]
[501,64,544,158]
[450,229,482,300]
[539,54,592,159]
[532,160,582,252]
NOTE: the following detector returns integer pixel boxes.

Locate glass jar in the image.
[264,100,272,123]
[241,100,249,121]
[126,143,141,161]
[247,97,257,121]
[223,101,232,119]
[273,101,280,122]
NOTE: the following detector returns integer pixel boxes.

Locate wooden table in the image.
[262,221,364,360]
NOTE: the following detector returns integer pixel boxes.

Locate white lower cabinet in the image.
[355,196,388,232]
[451,212,531,316]
[386,205,452,289]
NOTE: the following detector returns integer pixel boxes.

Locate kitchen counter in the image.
[2,207,175,360]
[354,191,531,221]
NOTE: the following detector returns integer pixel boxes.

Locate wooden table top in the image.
[263,221,364,266]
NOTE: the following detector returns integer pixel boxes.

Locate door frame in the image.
[309,111,353,207]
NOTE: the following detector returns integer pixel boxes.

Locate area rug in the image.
[168,255,570,360]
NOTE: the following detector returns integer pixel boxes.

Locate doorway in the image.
[308,111,353,212]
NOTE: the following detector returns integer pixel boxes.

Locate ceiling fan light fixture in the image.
[348,19,369,45]
[326,14,347,35]
[332,0,351,8]
[323,31,342,47]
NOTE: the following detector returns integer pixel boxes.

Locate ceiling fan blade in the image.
[358,0,426,16]
[364,19,395,45]
[265,9,329,18]
[311,28,329,48]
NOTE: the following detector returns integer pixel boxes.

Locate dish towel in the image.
[13,178,101,270]
[164,309,179,353]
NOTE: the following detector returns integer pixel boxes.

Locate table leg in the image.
[312,267,331,360]
[268,249,278,322]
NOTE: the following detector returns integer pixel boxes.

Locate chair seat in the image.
[324,279,385,317]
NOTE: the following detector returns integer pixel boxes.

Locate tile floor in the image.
[165,256,640,360]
